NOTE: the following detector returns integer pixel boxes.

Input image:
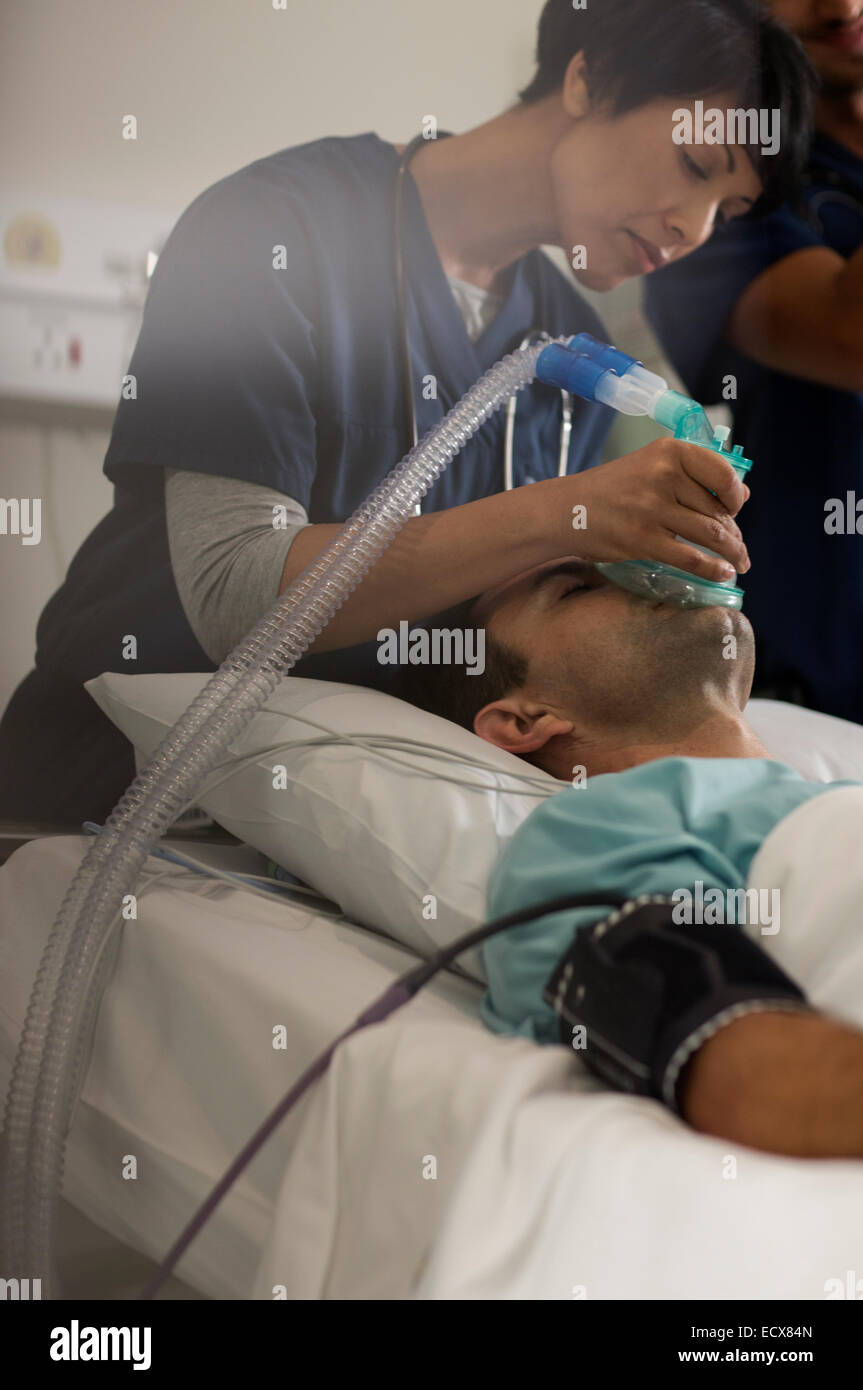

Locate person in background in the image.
[646,0,863,723]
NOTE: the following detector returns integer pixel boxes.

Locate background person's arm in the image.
[724,242,863,393]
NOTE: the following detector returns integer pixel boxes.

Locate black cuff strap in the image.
[542,895,811,1113]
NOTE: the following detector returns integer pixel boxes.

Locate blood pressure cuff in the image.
[542,894,811,1113]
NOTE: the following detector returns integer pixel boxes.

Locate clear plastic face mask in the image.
[596,560,744,610]
[596,426,750,611]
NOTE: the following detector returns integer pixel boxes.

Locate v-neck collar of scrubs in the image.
[376,136,541,394]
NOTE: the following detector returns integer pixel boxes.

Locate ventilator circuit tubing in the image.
[0,338,557,1295]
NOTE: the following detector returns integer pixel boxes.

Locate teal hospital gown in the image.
[481,756,850,1044]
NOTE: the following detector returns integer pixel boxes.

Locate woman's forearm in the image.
[278,476,570,653]
[278,435,750,655]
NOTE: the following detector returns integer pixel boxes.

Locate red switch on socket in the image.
[68,336,82,367]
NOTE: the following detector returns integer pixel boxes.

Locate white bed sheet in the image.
[3,817,863,1302]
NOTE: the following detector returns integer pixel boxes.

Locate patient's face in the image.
[476,558,755,732]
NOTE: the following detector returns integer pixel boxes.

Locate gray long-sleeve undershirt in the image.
[164,468,309,664]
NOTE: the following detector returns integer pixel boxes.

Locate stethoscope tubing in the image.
[394,133,573,514]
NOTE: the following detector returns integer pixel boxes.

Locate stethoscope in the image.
[393,131,574,514]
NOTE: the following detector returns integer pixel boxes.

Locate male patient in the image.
[397,559,863,1162]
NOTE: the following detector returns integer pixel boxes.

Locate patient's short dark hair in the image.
[521,0,815,209]
[392,598,529,732]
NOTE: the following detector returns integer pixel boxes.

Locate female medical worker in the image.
[0,0,811,823]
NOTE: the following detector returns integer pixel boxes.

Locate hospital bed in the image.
[3,674,863,1299]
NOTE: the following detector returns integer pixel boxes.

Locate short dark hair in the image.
[520,0,815,209]
[391,598,529,732]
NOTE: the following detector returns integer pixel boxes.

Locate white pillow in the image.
[86,674,863,980]
[85,673,559,979]
[743,698,863,784]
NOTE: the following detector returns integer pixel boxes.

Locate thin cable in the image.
[394,129,454,516]
[143,848,344,915]
[394,136,422,456]
[138,888,625,1299]
[82,822,343,914]
[160,711,561,818]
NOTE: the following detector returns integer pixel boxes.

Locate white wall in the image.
[0,0,546,209]
[0,0,667,712]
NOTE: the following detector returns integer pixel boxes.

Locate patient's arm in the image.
[679,1010,863,1159]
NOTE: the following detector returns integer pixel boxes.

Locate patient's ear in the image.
[473,699,574,756]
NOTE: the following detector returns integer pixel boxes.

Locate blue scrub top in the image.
[35,133,612,691]
[644,133,863,723]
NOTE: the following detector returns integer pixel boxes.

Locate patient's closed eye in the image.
[536,560,601,601]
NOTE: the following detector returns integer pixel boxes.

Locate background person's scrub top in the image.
[0,134,612,822]
[645,133,863,724]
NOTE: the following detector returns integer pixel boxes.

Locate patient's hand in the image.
[679,1010,863,1159]
[560,437,750,586]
